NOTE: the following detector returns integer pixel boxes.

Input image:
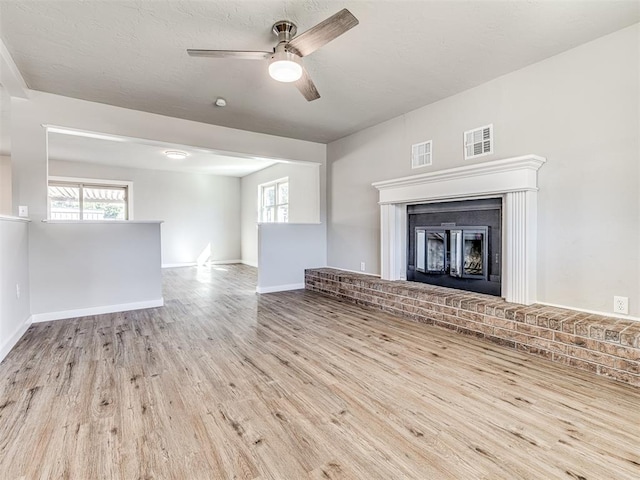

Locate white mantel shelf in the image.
[373,155,546,205]
[372,154,546,306]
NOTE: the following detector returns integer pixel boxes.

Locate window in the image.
[259,178,288,223]
[48,177,132,220]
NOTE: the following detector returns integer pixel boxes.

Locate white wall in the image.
[257,223,326,293]
[327,24,640,317]
[49,159,241,266]
[0,155,10,215]
[241,161,321,267]
[0,217,30,361]
[10,90,325,316]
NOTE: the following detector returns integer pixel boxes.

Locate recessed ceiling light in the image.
[215,97,227,107]
[164,150,188,160]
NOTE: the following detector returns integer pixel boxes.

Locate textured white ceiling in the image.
[1,1,638,143]
[47,131,280,177]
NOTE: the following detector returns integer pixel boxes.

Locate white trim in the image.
[256,283,305,294]
[241,260,258,268]
[207,259,242,265]
[0,315,33,363]
[42,124,319,167]
[372,155,545,199]
[537,302,640,322]
[49,175,133,187]
[31,298,164,323]
[0,214,31,223]
[162,260,242,268]
[0,38,29,98]
[373,154,545,306]
[48,175,135,220]
[162,263,196,269]
[42,220,161,224]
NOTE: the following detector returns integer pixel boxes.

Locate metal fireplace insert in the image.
[407,198,501,296]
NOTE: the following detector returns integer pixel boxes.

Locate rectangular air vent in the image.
[411,140,432,168]
[464,124,493,159]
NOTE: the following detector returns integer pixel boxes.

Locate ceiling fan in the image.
[187,8,359,102]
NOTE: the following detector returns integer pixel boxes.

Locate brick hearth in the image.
[305,268,640,387]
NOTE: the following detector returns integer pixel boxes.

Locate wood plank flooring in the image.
[0,264,638,479]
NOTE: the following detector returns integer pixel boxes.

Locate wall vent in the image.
[411,140,432,169]
[464,124,493,159]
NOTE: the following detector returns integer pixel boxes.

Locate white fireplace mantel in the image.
[372,155,546,305]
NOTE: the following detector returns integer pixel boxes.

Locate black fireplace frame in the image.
[407,198,501,296]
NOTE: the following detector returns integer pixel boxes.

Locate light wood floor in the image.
[1,265,638,479]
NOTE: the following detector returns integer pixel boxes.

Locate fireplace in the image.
[407,198,501,296]
[372,155,545,305]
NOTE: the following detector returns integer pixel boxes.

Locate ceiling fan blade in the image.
[294,67,320,102]
[288,8,358,57]
[187,49,271,60]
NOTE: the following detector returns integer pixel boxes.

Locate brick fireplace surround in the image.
[305,268,640,387]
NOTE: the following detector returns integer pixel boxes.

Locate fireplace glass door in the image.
[426,231,446,273]
[415,228,446,273]
[463,229,486,278]
[449,230,462,277]
[415,226,489,279]
[415,229,426,272]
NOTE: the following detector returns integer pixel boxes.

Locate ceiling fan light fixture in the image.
[165,150,188,160]
[268,51,302,83]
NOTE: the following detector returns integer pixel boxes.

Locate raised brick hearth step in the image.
[305,268,640,386]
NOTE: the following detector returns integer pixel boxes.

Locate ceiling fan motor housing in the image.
[272,20,297,44]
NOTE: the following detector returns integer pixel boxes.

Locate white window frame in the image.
[463,123,494,160]
[48,176,134,220]
[258,177,288,223]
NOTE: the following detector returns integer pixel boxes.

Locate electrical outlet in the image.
[18,205,28,217]
[16,284,20,299]
[613,296,629,315]
[360,262,366,272]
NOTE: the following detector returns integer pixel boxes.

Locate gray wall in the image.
[241,161,321,267]
[49,160,241,266]
[0,155,10,215]
[29,222,162,315]
[0,217,30,360]
[257,223,326,292]
[327,24,639,316]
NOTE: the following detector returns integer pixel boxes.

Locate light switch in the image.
[18,205,29,217]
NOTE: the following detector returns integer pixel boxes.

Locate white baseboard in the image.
[241,260,258,268]
[31,298,165,323]
[256,283,305,294]
[162,260,242,268]
[0,315,33,363]
[537,301,639,322]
